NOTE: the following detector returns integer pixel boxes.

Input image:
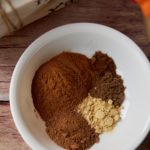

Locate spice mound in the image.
[77,96,120,134]
[32,51,125,150]
[46,111,99,150]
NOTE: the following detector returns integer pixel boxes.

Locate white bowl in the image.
[10,23,150,150]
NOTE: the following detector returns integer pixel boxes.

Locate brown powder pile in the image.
[32,52,92,121]
[90,72,125,106]
[91,51,116,76]
[46,111,99,150]
[32,52,98,149]
[32,51,125,150]
[90,51,125,106]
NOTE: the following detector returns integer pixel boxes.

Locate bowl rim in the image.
[9,23,150,150]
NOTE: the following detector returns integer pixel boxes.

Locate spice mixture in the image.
[32,51,125,150]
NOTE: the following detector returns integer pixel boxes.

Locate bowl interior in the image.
[10,24,150,150]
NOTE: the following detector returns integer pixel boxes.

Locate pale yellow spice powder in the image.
[77,95,121,134]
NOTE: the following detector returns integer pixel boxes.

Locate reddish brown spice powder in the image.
[32,52,92,121]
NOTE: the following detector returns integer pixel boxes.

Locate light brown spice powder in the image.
[77,95,121,134]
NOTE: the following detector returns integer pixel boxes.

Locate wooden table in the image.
[0,0,150,149]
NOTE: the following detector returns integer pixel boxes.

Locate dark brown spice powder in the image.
[90,72,125,106]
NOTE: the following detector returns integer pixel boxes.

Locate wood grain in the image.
[0,82,9,101]
[0,48,25,67]
[0,103,30,150]
[0,0,150,149]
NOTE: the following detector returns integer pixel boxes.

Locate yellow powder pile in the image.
[77,95,121,134]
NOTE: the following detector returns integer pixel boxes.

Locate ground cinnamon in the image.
[32,52,92,121]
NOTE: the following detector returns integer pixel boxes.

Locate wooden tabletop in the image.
[0,0,150,149]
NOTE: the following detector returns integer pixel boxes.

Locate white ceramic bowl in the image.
[10,23,150,150]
